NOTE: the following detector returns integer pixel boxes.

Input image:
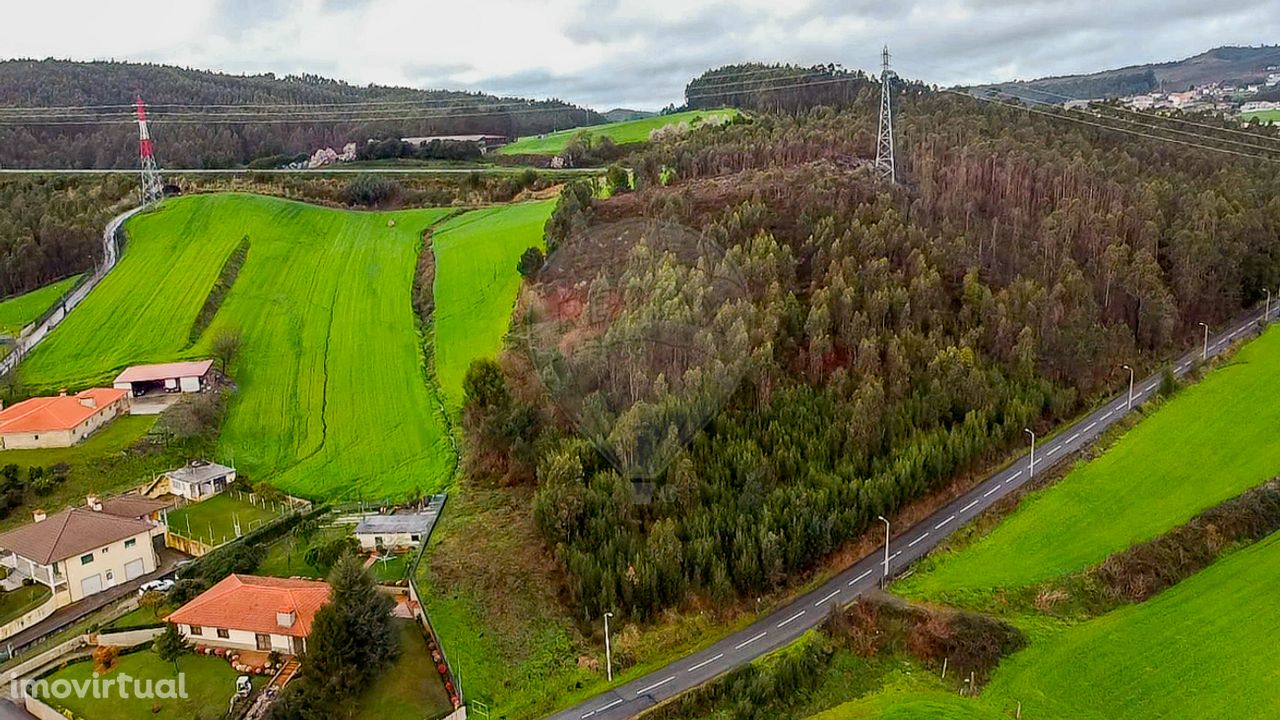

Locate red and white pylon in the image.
[134,96,165,204]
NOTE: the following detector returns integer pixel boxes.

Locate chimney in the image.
[32,509,46,523]
[276,606,296,629]
[87,495,101,511]
[78,395,96,409]
[58,389,67,398]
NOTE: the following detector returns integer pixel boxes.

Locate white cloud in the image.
[3,0,1279,109]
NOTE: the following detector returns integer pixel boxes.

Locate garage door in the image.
[124,558,145,581]
[80,574,102,597]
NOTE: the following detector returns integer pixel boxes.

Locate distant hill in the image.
[0,59,605,169]
[602,108,656,122]
[975,45,1280,103]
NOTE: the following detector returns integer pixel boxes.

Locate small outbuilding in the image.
[159,460,236,501]
[113,359,214,397]
[354,512,434,551]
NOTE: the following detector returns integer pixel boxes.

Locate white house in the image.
[113,360,214,396]
[354,512,434,551]
[166,575,330,655]
[0,506,158,607]
[157,460,236,501]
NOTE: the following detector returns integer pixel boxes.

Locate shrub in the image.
[93,645,119,674]
[516,247,544,278]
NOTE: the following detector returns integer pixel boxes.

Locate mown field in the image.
[497,109,739,156]
[20,193,456,500]
[980,529,1280,719]
[431,200,555,410]
[1240,109,1280,124]
[900,325,1280,599]
[807,692,1002,720]
[0,274,80,335]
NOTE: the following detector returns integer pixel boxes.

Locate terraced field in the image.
[0,275,81,335]
[431,200,555,410]
[21,193,456,500]
[498,109,739,156]
[900,325,1280,599]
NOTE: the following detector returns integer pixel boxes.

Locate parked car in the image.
[138,579,174,595]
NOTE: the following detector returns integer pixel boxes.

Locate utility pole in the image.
[874,45,896,184]
[1122,364,1134,410]
[1265,289,1272,326]
[1024,428,1035,476]
[877,515,890,584]
[603,612,614,683]
[1199,322,1209,360]
[134,96,165,205]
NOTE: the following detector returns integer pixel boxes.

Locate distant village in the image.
[1094,67,1280,118]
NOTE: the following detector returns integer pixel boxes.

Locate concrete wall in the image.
[23,694,67,720]
[0,594,57,642]
[163,532,213,557]
[96,626,163,647]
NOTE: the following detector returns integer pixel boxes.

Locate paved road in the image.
[550,305,1278,720]
[0,205,140,376]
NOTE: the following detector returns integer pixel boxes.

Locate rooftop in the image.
[166,574,331,638]
[0,388,128,435]
[96,494,173,519]
[114,359,214,384]
[354,512,434,535]
[165,460,235,484]
[0,507,152,565]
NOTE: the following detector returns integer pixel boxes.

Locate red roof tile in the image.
[0,388,127,434]
[166,575,331,638]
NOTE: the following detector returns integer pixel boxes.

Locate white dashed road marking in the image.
[1084,422,1097,431]
[984,486,999,498]
[961,499,980,513]
[849,569,873,586]
[908,532,929,548]
[734,633,767,650]
[777,611,805,628]
[1047,445,1059,455]
[935,515,955,530]
[636,677,675,696]
[583,698,623,718]
[1101,410,1112,419]
[814,591,840,607]
[687,654,724,673]
[1067,433,1080,443]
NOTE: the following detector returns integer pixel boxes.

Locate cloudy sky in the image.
[6,0,1279,109]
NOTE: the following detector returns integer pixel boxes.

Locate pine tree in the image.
[152,623,188,673]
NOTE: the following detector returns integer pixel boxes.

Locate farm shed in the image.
[113,359,214,396]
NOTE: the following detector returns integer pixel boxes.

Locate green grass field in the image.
[0,275,81,335]
[165,492,285,546]
[431,200,555,410]
[980,529,1280,719]
[808,692,1002,720]
[900,326,1280,598]
[498,109,739,156]
[355,618,454,720]
[39,651,248,720]
[0,583,51,625]
[1241,109,1280,124]
[20,193,457,500]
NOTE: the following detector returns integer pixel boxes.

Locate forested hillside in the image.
[465,83,1280,622]
[0,59,604,168]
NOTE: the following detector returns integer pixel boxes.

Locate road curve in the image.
[550,305,1278,720]
[0,205,142,376]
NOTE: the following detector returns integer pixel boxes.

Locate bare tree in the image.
[211,326,243,375]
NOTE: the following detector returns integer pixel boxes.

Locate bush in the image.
[516,246,545,278]
[167,579,209,605]
[93,645,119,674]
[343,174,401,207]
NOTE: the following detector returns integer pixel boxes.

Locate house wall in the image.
[0,395,128,450]
[178,375,202,392]
[357,530,423,551]
[58,530,156,603]
[178,624,301,654]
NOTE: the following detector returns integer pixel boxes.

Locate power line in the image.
[0,103,602,126]
[942,88,1280,165]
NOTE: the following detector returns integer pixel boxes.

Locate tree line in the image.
[466,83,1280,622]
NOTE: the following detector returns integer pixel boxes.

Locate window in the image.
[190,626,202,636]
[411,534,421,542]
[124,538,136,549]
[79,553,93,565]
[216,629,230,639]
[101,546,108,554]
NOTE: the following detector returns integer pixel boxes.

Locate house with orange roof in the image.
[166,574,331,655]
[0,388,130,450]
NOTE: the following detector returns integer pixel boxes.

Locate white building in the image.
[156,460,236,501]
[113,360,214,396]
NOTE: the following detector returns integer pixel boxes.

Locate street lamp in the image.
[1199,322,1209,360]
[604,612,614,682]
[877,515,890,584]
[1024,428,1036,476]
[1122,364,1134,410]
[1266,289,1272,326]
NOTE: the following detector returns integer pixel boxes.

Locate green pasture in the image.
[1241,109,1280,124]
[431,200,555,410]
[900,325,1280,598]
[20,193,456,500]
[498,109,739,156]
[165,492,284,546]
[0,275,81,335]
